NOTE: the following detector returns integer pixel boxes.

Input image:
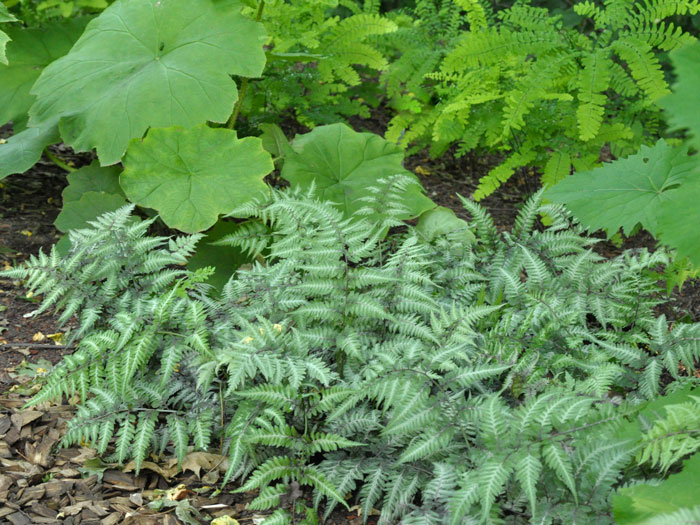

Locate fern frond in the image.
[638,397,700,471]
[473,150,536,201]
[612,37,669,101]
[444,28,565,70]
[543,442,578,503]
[577,48,611,141]
[478,457,513,519]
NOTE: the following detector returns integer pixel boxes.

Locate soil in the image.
[1,121,700,525]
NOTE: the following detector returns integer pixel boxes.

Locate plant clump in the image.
[4,180,700,523]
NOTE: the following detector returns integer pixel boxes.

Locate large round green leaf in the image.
[281,123,434,220]
[61,161,125,202]
[54,162,129,254]
[28,0,267,165]
[545,140,696,237]
[121,124,273,233]
[55,191,128,234]
[0,18,89,128]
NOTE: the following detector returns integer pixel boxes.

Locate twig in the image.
[0,343,75,349]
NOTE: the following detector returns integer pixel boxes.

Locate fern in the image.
[637,396,700,472]
[243,1,397,127]
[4,181,700,521]
[577,48,612,141]
[385,0,695,199]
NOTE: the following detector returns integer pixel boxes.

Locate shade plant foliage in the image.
[2,1,700,521]
[382,0,700,199]
[547,39,700,267]
[0,0,421,248]
[0,0,277,247]
[4,183,700,523]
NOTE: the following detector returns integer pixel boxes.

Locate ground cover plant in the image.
[4,184,700,523]
[2,0,700,523]
[383,0,700,198]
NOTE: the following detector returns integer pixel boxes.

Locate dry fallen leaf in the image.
[349,504,381,517]
[123,458,179,479]
[47,332,64,345]
[181,451,228,479]
[129,492,144,506]
[11,410,43,430]
[211,517,240,525]
[165,483,189,501]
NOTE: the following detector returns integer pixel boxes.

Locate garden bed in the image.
[2,133,700,525]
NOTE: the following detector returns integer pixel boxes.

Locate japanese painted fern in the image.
[5,185,700,523]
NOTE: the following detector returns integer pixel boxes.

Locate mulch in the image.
[1,120,700,524]
[1,389,353,525]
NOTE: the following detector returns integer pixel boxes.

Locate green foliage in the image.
[545,139,695,237]
[4,0,112,25]
[0,120,60,178]
[27,0,266,165]
[0,17,88,129]
[385,0,700,198]
[185,221,250,293]
[380,0,479,142]
[0,0,269,185]
[121,124,273,233]
[6,184,700,522]
[241,0,397,127]
[415,205,474,244]
[546,40,700,266]
[636,396,700,471]
[31,0,110,19]
[2,0,399,133]
[662,256,700,295]
[613,452,700,524]
[663,38,700,151]
[0,2,18,65]
[0,0,414,276]
[55,162,127,241]
[280,123,434,221]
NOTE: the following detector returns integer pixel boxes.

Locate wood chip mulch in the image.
[0,389,268,525]
[0,379,373,525]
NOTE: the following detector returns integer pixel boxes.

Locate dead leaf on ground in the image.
[181,451,228,479]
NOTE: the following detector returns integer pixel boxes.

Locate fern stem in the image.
[157,330,187,338]
[219,382,225,453]
[43,148,76,173]
[226,0,265,130]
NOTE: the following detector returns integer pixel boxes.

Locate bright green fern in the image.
[385,0,699,198]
